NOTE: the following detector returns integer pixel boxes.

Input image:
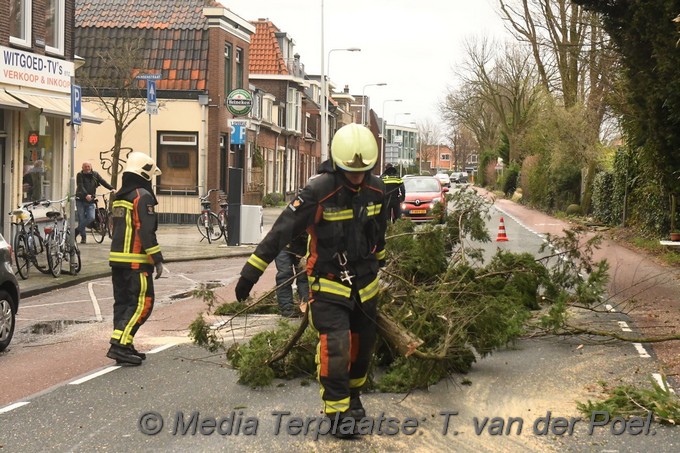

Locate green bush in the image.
[566,204,582,216]
[592,171,615,224]
[262,192,284,207]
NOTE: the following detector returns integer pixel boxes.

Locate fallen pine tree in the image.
[190,188,610,392]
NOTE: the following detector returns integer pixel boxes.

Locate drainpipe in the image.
[198,94,209,195]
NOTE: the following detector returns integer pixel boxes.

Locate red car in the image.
[400,176,449,223]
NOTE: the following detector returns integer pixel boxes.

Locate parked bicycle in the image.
[91,192,113,243]
[43,197,81,277]
[196,189,225,244]
[9,201,49,279]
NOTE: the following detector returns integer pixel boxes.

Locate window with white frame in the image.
[156,133,199,194]
[9,0,32,47]
[262,95,274,124]
[45,0,65,55]
[286,87,302,133]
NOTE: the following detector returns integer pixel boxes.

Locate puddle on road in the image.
[169,281,223,300]
[27,319,92,335]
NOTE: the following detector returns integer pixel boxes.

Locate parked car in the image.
[401,176,449,223]
[434,172,451,187]
[450,171,469,184]
[0,233,20,352]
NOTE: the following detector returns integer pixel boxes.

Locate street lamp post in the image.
[361,82,387,126]
[393,113,411,174]
[379,99,402,172]
[320,47,361,161]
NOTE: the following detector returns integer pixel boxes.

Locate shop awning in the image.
[5,90,104,124]
[0,90,28,110]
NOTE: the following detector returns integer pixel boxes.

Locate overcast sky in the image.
[220,0,510,132]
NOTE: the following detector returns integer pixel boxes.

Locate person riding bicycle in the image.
[107,152,164,366]
[235,123,388,438]
[76,162,114,244]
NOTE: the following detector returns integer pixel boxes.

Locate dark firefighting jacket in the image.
[240,166,387,305]
[109,186,163,271]
[381,174,405,205]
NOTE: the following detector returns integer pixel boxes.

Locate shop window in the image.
[22,112,60,202]
[157,133,198,195]
[9,0,32,48]
[45,0,65,55]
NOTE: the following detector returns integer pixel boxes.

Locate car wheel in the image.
[0,290,16,352]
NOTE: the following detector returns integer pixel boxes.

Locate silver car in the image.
[0,233,20,352]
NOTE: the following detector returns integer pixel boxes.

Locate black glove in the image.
[154,262,164,279]
[235,276,254,302]
[378,259,386,268]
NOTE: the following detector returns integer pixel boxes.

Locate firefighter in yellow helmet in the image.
[107,152,164,366]
[235,123,387,438]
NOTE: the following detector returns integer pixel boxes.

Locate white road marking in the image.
[147,343,175,354]
[0,401,30,414]
[605,304,616,312]
[19,299,97,308]
[618,321,632,332]
[88,282,103,322]
[652,373,676,393]
[69,366,121,385]
[633,343,651,358]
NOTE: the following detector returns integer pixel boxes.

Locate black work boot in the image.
[107,344,142,366]
[129,344,147,360]
[349,389,366,420]
[323,411,360,439]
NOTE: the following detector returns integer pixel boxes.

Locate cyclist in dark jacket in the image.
[76,162,114,243]
[235,124,387,438]
[107,152,163,366]
[380,164,405,222]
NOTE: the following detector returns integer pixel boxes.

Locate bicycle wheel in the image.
[107,212,113,239]
[13,234,30,280]
[64,233,82,275]
[46,230,63,278]
[196,212,222,243]
[92,208,107,243]
[31,233,50,274]
[218,210,229,244]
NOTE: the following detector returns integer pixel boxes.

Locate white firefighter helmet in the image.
[123,151,162,181]
[330,123,378,172]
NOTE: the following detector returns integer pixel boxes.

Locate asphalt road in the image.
[1,189,679,451]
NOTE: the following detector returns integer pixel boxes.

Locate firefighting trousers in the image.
[308,294,377,414]
[110,267,155,346]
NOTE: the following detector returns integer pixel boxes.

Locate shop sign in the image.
[0,45,75,93]
[226,89,253,116]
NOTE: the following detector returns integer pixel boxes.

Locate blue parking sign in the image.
[231,125,246,145]
[71,85,82,125]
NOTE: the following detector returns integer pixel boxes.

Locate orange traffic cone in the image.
[496,217,509,242]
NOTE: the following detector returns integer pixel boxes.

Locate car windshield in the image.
[404,178,441,193]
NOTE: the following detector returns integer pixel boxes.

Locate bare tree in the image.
[447,126,478,171]
[416,119,442,172]
[497,0,618,211]
[459,38,544,163]
[441,82,500,156]
[77,37,149,187]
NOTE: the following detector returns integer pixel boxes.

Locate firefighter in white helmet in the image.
[107,152,164,366]
[235,123,388,438]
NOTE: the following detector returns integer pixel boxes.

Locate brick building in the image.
[1,0,103,236]
[74,0,255,221]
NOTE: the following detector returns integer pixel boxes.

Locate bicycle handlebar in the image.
[199,188,220,201]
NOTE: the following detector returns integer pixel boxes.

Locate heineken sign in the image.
[226,88,253,116]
